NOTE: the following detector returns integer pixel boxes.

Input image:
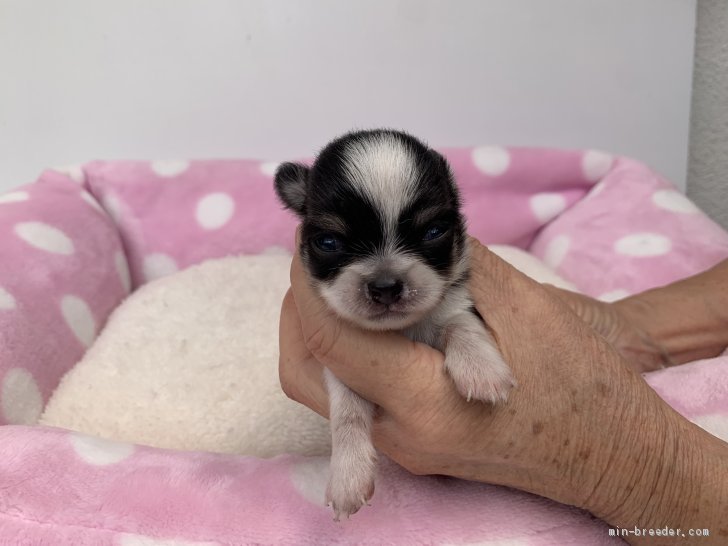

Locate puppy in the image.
[275,129,515,520]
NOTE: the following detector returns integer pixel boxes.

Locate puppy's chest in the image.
[402,319,445,351]
[401,285,475,352]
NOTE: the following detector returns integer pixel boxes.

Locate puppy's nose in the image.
[367,278,403,305]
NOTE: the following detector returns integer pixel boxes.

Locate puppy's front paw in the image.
[442,312,516,404]
[446,348,515,404]
[325,444,376,521]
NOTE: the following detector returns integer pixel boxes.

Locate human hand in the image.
[546,256,728,371]
[542,286,671,373]
[279,235,728,544]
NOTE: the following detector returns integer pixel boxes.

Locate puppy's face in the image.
[275,130,467,330]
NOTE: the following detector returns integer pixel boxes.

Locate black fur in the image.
[274,129,466,284]
[274,162,309,216]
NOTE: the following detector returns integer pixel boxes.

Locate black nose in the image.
[367,279,403,305]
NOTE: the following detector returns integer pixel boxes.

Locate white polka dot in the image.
[52,164,86,184]
[151,160,190,177]
[14,222,74,255]
[143,253,179,282]
[70,433,135,465]
[652,189,699,214]
[472,146,511,176]
[692,413,728,442]
[614,233,672,257]
[260,161,280,177]
[1,368,43,424]
[0,286,16,310]
[290,456,329,505]
[261,245,292,256]
[543,235,570,268]
[529,192,567,223]
[115,251,132,293]
[80,190,104,213]
[195,193,235,230]
[118,534,219,546]
[598,289,630,302]
[581,150,613,182]
[100,193,124,224]
[0,191,30,204]
[61,295,96,347]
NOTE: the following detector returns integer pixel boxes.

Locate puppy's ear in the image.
[274,162,309,217]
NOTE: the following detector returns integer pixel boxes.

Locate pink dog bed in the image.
[1,147,727,545]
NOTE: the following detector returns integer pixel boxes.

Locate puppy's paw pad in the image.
[447,354,516,405]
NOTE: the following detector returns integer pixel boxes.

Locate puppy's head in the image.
[275,129,467,330]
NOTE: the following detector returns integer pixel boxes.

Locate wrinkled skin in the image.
[542,286,671,373]
[279,236,728,545]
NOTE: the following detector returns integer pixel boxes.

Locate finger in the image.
[542,283,674,372]
[468,237,557,324]
[467,237,604,366]
[289,248,445,410]
[278,289,330,417]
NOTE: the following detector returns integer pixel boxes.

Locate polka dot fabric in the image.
[529,157,728,297]
[0,172,128,426]
[84,159,300,286]
[1,149,727,545]
[81,148,618,287]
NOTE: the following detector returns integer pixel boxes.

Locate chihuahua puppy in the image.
[275,129,515,520]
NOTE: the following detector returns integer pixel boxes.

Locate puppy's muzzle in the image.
[366,278,404,306]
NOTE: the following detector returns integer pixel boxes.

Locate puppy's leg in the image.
[442,312,516,404]
[324,368,377,521]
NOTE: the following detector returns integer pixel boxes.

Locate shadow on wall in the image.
[688,0,728,229]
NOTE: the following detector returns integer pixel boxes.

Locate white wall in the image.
[0,0,695,191]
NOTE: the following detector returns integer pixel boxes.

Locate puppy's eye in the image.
[314,234,343,252]
[423,225,446,241]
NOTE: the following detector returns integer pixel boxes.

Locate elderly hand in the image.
[542,286,671,372]
[545,255,728,372]
[279,235,728,545]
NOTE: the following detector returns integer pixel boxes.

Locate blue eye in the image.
[423,225,446,241]
[314,235,343,252]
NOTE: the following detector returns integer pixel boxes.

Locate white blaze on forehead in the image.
[343,134,418,231]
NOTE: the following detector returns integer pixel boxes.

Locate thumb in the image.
[467,236,550,313]
[467,237,572,347]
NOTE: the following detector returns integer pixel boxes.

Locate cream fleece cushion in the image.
[41,247,575,457]
[41,254,331,457]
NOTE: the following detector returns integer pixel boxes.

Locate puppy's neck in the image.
[402,281,472,351]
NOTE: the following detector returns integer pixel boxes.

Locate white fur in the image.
[343,134,418,236]
[319,253,447,331]
[324,370,376,520]
[441,311,515,403]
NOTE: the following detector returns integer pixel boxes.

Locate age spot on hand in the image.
[596,381,610,397]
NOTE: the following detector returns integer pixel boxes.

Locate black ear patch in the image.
[274,162,309,217]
